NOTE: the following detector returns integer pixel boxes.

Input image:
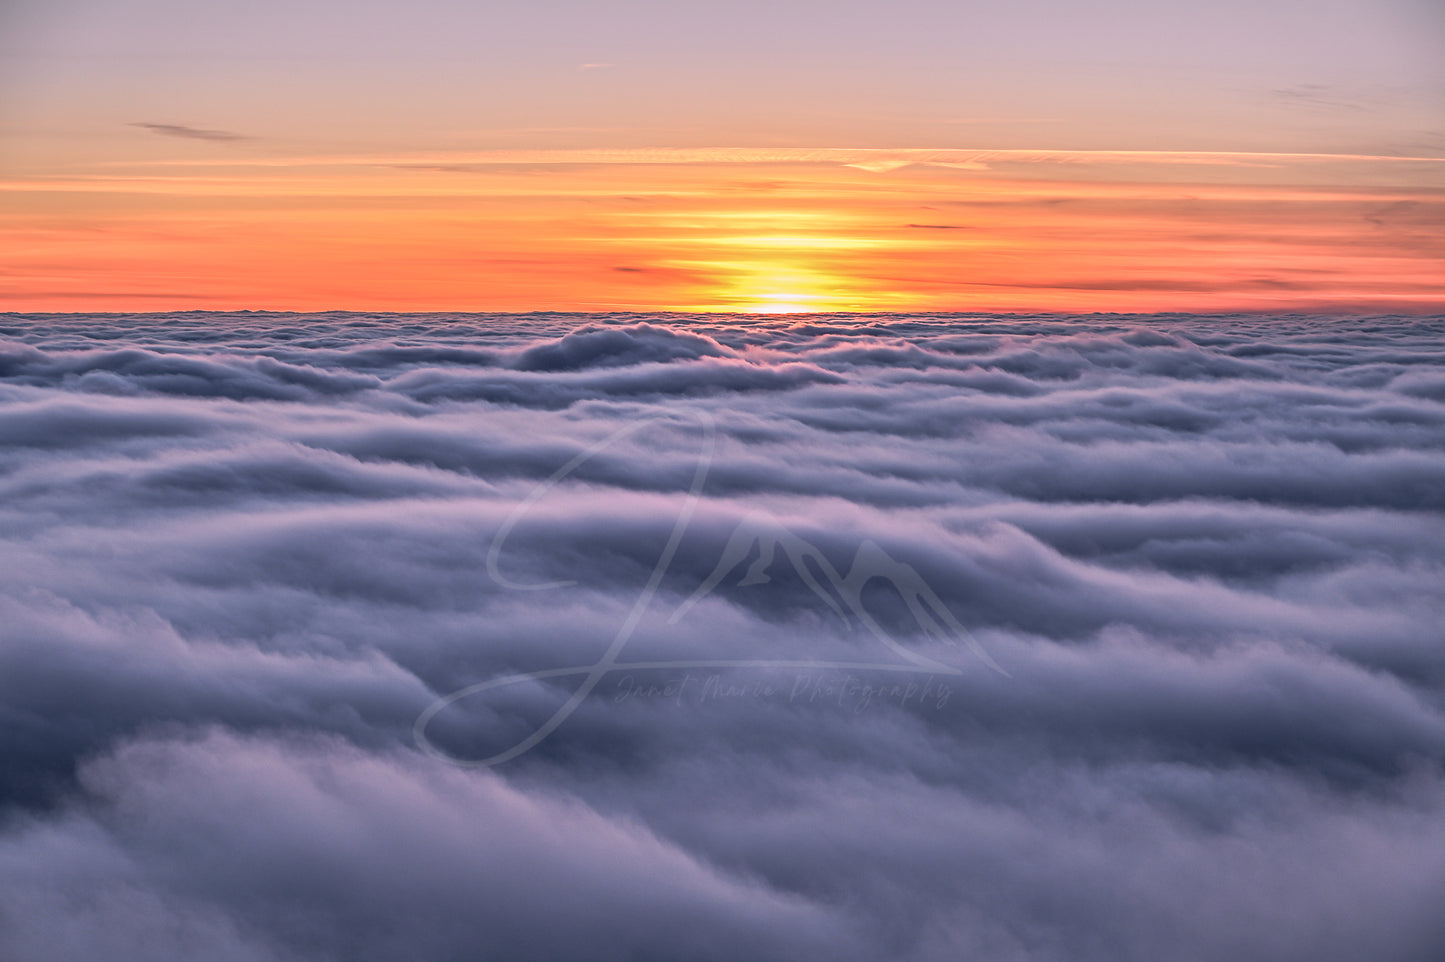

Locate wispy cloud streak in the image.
[128,122,248,142]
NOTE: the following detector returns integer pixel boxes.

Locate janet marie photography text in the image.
[613,672,956,713]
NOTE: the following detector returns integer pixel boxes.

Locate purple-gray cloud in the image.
[1,311,1443,961]
[129,122,248,142]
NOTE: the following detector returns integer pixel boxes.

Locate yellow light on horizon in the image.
[736,293,831,314]
[692,234,885,251]
[673,258,875,314]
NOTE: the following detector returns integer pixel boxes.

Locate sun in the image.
[680,260,868,314]
[738,292,833,314]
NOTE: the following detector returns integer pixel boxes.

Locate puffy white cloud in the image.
[1,311,1443,960]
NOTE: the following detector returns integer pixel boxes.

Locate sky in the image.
[2,0,1443,311]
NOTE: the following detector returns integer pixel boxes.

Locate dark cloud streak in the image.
[129,122,248,142]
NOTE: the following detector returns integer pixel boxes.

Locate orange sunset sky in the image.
[2,0,1443,313]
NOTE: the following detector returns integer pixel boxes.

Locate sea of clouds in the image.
[1,311,1443,961]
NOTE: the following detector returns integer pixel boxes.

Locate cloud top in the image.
[0,310,1443,961]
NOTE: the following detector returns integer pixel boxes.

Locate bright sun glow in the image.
[678,260,864,313]
[740,293,828,314]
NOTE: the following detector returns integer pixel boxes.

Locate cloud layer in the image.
[1,311,1443,961]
